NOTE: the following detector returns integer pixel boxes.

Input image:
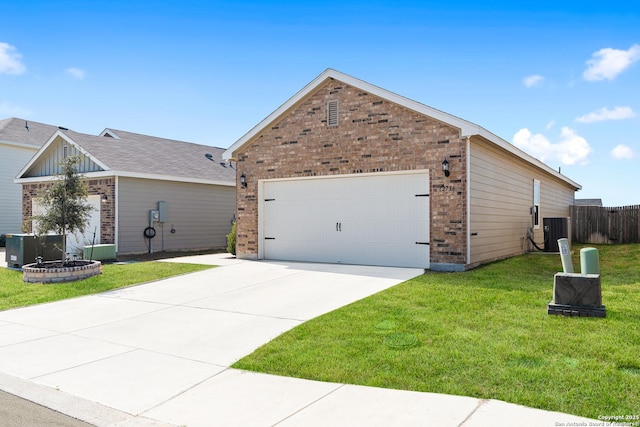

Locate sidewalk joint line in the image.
[30,347,138,381]
[140,367,231,415]
[270,383,346,426]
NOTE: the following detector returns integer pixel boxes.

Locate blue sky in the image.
[1,0,638,205]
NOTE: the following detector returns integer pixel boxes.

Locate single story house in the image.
[0,118,58,235]
[223,68,581,271]
[16,128,236,255]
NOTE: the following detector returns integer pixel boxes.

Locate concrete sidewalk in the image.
[0,252,594,426]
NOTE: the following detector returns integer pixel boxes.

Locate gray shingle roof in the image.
[0,117,59,148]
[61,128,236,183]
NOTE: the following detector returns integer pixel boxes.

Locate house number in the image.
[439,184,456,192]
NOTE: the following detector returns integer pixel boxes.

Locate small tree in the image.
[32,156,93,264]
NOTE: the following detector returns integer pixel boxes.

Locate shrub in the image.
[0,234,5,247]
[226,221,236,256]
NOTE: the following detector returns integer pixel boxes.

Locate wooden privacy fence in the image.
[571,205,640,244]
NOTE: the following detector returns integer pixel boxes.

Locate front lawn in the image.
[0,262,212,311]
[234,244,640,419]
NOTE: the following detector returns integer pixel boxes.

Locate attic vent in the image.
[327,100,339,127]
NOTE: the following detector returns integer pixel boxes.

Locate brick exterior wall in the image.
[22,177,116,244]
[234,80,469,268]
[87,178,116,244]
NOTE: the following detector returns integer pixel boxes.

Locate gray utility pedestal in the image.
[547,273,606,317]
[4,234,63,268]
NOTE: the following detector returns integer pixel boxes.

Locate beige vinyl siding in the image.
[0,143,38,234]
[24,136,102,177]
[117,177,235,254]
[469,136,575,266]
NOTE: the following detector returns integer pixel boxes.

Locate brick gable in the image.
[235,79,468,267]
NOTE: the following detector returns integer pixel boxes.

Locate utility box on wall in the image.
[544,217,570,252]
[158,201,168,222]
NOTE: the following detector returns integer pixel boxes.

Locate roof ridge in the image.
[0,117,15,133]
[104,128,227,151]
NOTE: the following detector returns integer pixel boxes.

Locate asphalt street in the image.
[0,390,94,427]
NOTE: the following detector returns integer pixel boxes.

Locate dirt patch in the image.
[26,260,93,269]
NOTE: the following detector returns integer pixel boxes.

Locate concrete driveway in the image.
[0,253,595,426]
[0,255,424,426]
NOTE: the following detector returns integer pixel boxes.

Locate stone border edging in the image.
[22,261,102,283]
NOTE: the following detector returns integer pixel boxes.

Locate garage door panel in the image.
[337,241,426,268]
[264,236,338,264]
[262,172,429,268]
[264,220,337,246]
[344,219,425,242]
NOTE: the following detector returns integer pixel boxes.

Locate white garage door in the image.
[261,171,429,268]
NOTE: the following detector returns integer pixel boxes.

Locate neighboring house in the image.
[16,128,236,255]
[223,69,581,271]
[574,199,603,207]
[0,118,59,235]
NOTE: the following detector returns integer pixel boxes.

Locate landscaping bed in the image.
[22,260,102,284]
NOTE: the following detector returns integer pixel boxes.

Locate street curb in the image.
[0,371,176,427]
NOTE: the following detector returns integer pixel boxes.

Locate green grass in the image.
[234,244,640,419]
[0,262,212,311]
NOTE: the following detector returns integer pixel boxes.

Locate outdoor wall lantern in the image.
[101,194,108,202]
[442,158,450,177]
[240,172,247,188]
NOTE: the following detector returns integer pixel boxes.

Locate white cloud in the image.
[583,44,640,81]
[0,101,31,117]
[576,106,636,123]
[513,128,553,161]
[611,144,634,159]
[555,127,592,165]
[513,127,591,166]
[546,120,555,130]
[0,42,26,75]
[523,74,544,87]
[65,67,86,80]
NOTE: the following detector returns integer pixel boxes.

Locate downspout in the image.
[466,136,471,268]
[114,175,119,254]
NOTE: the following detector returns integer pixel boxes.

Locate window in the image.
[327,99,339,126]
[533,179,540,229]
